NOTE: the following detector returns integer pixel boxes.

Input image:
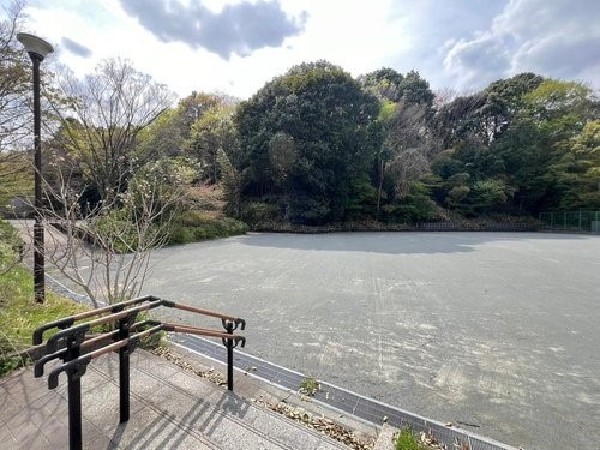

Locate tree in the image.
[386,100,440,198]
[0,1,29,154]
[235,61,381,223]
[36,157,186,307]
[573,120,600,206]
[52,58,175,204]
[361,68,433,107]
[0,2,35,208]
[189,103,238,185]
[433,73,545,149]
[360,67,404,102]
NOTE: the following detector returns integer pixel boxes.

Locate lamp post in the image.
[17,33,54,304]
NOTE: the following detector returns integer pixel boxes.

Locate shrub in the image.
[240,202,281,226]
[167,211,248,245]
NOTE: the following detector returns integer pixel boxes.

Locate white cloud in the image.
[20,0,600,100]
[24,0,404,99]
[442,0,600,90]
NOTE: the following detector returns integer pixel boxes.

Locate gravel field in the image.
[51,231,600,449]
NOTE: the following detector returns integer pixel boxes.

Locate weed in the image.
[299,376,319,396]
[395,429,428,450]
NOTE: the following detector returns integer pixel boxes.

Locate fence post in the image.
[579,211,582,230]
[226,321,234,391]
[551,212,554,228]
[65,338,83,450]
[118,317,131,423]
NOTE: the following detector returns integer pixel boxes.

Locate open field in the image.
[141,232,600,450]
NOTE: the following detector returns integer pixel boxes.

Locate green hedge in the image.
[167,211,248,245]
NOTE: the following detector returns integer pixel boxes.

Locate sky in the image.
[10,0,600,100]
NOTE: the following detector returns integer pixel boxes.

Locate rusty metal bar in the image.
[32,295,161,344]
[36,299,247,450]
[47,325,163,390]
[161,323,246,347]
[47,322,247,389]
[167,301,244,326]
[34,320,158,377]
[45,300,246,354]
[45,302,166,353]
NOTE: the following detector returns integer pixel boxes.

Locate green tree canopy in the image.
[235,60,381,223]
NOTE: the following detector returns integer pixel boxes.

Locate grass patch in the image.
[299,376,319,396]
[0,265,89,376]
[395,429,429,450]
[0,266,164,376]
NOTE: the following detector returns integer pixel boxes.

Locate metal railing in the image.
[32,295,246,450]
[539,210,600,233]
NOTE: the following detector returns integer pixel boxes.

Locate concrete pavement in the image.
[0,349,362,449]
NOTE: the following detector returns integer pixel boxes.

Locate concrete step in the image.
[0,350,349,450]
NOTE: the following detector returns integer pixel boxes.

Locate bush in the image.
[167,211,248,245]
[287,196,330,225]
[240,202,281,226]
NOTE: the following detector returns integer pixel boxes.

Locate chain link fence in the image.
[539,211,600,233]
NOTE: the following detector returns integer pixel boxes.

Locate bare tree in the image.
[0,1,34,208]
[433,87,458,109]
[0,1,29,153]
[6,58,181,307]
[35,157,184,307]
[387,101,440,198]
[51,58,175,202]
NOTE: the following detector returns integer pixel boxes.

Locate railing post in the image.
[226,321,234,391]
[118,317,131,423]
[65,338,82,450]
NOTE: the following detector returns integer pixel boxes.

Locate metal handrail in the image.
[34,319,158,377]
[32,295,161,344]
[34,296,247,450]
[44,299,245,353]
[46,322,245,389]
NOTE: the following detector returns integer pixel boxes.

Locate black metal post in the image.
[226,321,234,391]
[118,318,131,423]
[67,374,82,450]
[65,339,82,450]
[30,53,45,303]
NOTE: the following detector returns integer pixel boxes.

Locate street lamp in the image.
[17,33,54,303]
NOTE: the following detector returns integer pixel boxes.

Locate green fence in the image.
[539,211,600,233]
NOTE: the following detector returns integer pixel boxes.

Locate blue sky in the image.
[12,0,600,99]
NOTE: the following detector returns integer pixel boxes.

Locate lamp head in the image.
[17,33,54,61]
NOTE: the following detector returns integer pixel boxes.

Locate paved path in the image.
[0,350,352,449]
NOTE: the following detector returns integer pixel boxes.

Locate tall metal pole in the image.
[18,33,53,303]
[30,53,45,303]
